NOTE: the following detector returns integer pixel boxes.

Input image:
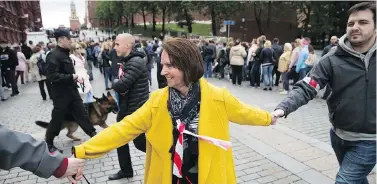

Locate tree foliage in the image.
[95,1,359,40]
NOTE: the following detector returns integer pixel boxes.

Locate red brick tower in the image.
[69,0,80,31]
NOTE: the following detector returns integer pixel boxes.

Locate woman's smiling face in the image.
[160,50,185,89]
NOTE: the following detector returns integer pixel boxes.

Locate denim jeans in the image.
[103,67,112,89]
[262,65,274,87]
[281,72,289,91]
[114,92,120,112]
[203,56,212,78]
[298,69,307,80]
[330,129,376,184]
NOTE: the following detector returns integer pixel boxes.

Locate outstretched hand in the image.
[270,109,285,125]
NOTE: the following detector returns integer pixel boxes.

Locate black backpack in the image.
[37,54,48,76]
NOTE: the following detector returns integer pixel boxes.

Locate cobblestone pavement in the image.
[0,66,375,184]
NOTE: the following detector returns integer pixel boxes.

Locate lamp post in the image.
[241,17,246,41]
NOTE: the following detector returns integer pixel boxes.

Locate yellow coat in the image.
[74,78,272,184]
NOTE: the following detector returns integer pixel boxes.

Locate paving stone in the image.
[256,175,278,183]
[4,176,28,184]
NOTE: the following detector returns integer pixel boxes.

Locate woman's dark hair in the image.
[308,44,315,54]
[348,2,376,25]
[162,38,204,86]
[32,46,41,54]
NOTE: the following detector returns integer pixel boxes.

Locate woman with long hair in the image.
[70,42,93,102]
[71,38,277,184]
[14,46,26,84]
[100,42,113,90]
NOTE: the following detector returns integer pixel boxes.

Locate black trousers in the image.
[273,65,281,86]
[38,80,52,100]
[231,65,243,85]
[5,69,18,94]
[288,66,299,85]
[1,70,9,87]
[117,134,146,173]
[249,63,261,87]
[46,91,96,145]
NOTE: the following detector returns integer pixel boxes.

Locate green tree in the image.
[196,1,243,36]
[169,1,196,33]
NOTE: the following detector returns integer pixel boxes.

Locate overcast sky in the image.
[40,0,85,29]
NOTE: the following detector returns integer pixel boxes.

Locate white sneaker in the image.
[279,90,288,95]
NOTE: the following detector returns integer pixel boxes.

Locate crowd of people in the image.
[191,35,319,95]
[0,1,375,184]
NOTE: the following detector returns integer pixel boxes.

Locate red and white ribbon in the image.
[176,120,232,151]
[118,63,124,78]
[172,121,185,178]
[172,120,233,178]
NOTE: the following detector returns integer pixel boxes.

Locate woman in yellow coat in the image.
[72,37,276,184]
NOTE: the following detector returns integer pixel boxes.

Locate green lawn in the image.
[114,23,212,38]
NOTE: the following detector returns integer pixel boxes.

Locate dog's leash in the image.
[80,82,85,93]
[71,147,90,184]
[72,174,90,184]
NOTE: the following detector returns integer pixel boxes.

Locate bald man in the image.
[322,36,338,56]
[109,33,149,180]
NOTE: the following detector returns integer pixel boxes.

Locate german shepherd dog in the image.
[35,91,118,141]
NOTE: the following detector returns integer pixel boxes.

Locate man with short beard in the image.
[273,2,376,183]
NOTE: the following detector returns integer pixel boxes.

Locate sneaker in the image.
[1,98,7,101]
[48,145,63,153]
[280,90,288,95]
[269,87,272,91]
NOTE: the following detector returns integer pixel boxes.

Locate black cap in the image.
[54,29,70,39]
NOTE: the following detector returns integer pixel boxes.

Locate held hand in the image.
[64,157,85,183]
[72,74,78,80]
[76,76,84,84]
[270,109,285,125]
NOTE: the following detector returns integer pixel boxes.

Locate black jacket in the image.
[0,47,18,70]
[113,50,149,121]
[260,48,275,65]
[46,46,78,99]
[110,49,120,77]
[272,44,283,66]
[276,35,376,134]
[156,54,167,88]
[21,45,32,59]
[101,50,111,68]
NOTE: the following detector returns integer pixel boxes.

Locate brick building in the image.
[86,0,100,28]
[0,1,42,43]
[221,3,298,43]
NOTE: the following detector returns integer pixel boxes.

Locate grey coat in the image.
[0,124,64,178]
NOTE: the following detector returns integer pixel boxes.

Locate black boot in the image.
[108,170,133,180]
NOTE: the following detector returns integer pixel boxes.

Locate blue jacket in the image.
[295,45,309,73]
